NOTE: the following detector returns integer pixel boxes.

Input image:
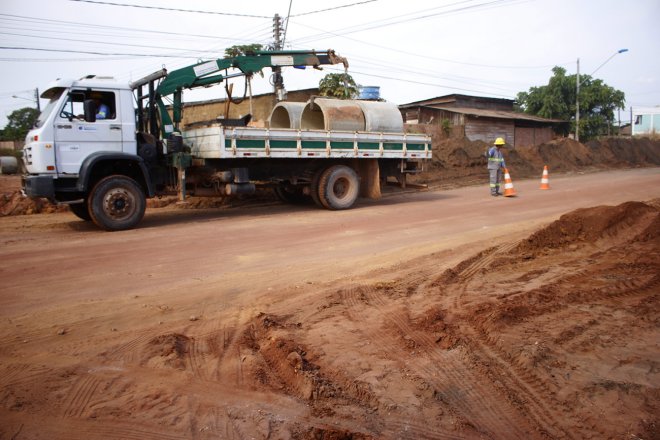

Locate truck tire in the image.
[89,175,146,231]
[309,168,324,208]
[69,202,92,221]
[318,165,360,210]
[274,184,310,204]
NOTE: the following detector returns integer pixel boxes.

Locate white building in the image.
[632,107,660,136]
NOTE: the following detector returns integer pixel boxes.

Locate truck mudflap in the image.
[22,175,55,200]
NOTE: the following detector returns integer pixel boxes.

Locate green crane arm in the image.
[154,49,348,137]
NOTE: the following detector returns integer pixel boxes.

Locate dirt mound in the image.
[416,200,660,438]
[409,132,660,188]
[0,191,64,216]
[142,333,191,370]
[516,200,659,253]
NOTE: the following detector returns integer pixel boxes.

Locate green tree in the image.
[224,44,264,58]
[516,66,625,140]
[0,107,39,141]
[319,73,359,99]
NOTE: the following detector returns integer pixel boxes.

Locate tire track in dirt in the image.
[460,324,579,439]
[47,419,186,440]
[337,288,448,439]
[338,285,530,439]
[62,374,101,419]
[0,363,50,388]
[102,329,156,365]
[438,243,584,438]
[449,241,519,311]
[368,289,532,436]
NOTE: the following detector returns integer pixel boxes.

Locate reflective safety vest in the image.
[487,146,506,170]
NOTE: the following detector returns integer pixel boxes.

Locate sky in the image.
[1,0,659,128]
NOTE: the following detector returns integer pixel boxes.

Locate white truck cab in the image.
[23,76,136,177]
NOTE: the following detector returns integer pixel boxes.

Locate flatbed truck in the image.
[21,49,430,230]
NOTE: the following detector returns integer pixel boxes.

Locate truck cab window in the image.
[59,91,86,121]
[88,91,116,120]
[59,90,116,121]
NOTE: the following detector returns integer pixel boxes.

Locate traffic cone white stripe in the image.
[540,165,550,190]
[503,168,516,197]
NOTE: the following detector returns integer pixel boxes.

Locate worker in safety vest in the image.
[486,137,507,196]
[90,92,110,120]
[95,102,110,120]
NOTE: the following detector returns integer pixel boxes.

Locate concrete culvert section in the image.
[0,156,19,175]
[355,100,404,132]
[269,102,306,129]
[300,98,365,131]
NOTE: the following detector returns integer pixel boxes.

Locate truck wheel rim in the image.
[103,188,134,219]
[333,178,349,199]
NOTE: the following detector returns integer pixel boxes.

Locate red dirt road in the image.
[0,167,659,439]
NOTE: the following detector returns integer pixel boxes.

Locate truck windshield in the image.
[35,88,65,128]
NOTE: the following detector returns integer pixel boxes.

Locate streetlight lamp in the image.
[575,48,628,142]
[12,88,40,112]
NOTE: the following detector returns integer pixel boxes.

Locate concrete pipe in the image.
[355,100,404,133]
[300,98,365,131]
[269,102,306,129]
[0,156,19,175]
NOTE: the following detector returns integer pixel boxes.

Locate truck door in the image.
[54,89,122,175]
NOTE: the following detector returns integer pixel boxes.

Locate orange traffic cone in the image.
[503,168,516,197]
[540,165,550,190]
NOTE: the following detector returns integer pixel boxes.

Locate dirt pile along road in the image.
[405,132,660,189]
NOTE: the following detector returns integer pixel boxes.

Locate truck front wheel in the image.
[89,176,146,231]
[68,202,92,221]
[318,165,360,210]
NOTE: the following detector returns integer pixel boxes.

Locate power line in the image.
[325,66,515,98]
[0,13,258,41]
[291,0,379,17]
[68,0,270,18]
[0,31,225,55]
[0,46,205,58]
[290,0,511,43]
[346,54,524,93]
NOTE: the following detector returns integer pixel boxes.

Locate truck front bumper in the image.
[22,175,55,200]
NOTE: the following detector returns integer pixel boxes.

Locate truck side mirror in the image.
[83,99,97,123]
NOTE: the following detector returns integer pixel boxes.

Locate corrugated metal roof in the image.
[399,93,513,108]
[425,105,565,123]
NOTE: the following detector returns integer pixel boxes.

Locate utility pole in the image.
[34,88,40,112]
[575,58,580,142]
[272,13,286,101]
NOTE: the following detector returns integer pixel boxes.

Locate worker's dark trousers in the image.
[489,168,503,195]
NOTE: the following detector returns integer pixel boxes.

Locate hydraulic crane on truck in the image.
[133,49,348,139]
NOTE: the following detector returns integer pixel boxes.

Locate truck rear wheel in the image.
[318,165,360,210]
[309,168,324,208]
[89,175,146,231]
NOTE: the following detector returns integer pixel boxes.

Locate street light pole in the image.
[576,58,580,142]
[34,88,40,112]
[575,49,628,142]
[12,87,40,112]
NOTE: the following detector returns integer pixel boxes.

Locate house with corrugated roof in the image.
[399,94,565,147]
